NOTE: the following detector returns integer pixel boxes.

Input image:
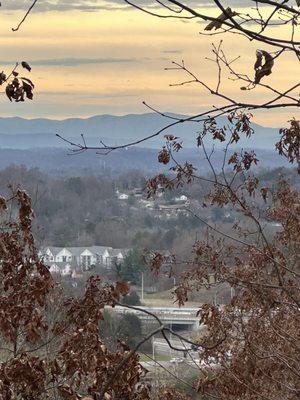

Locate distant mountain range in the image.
[0,113,281,150]
[0,113,288,175]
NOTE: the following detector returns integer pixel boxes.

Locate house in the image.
[39,245,130,276]
[174,195,188,202]
[40,246,109,268]
[67,247,96,268]
[41,246,62,263]
[90,246,113,267]
[118,193,129,200]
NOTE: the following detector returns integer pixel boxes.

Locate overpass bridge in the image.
[113,305,201,330]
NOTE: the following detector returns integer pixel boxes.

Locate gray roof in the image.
[44,246,63,256]
[42,245,128,257]
[66,247,91,256]
[90,246,113,255]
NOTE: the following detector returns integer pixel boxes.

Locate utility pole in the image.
[169,322,172,359]
[231,286,235,300]
[214,288,218,306]
[152,336,157,387]
[152,336,155,360]
[141,272,144,301]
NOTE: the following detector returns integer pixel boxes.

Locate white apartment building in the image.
[39,245,129,276]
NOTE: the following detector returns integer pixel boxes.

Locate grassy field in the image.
[142,290,201,307]
[143,283,231,306]
[138,352,171,362]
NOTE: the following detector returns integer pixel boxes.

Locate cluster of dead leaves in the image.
[276,118,300,173]
[198,113,254,145]
[228,150,259,172]
[254,49,274,84]
[240,49,274,89]
[157,135,182,165]
[0,61,34,102]
[146,173,174,198]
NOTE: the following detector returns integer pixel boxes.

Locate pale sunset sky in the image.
[0,1,298,127]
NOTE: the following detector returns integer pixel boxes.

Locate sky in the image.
[0,0,298,127]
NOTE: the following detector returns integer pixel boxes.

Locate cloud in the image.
[162,49,182,54]
[1,0,128,12]
[0,57,139,67]
[1,1,258,13]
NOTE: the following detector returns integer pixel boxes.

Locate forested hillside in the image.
[1,165,297,253]
[0,147,290,176]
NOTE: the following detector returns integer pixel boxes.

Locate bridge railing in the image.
[112,305,200,321]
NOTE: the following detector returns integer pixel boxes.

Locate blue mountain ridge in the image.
[0,113,280,150]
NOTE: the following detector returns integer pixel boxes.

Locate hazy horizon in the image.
[0,1,298,127]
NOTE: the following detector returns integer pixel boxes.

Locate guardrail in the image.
[112,305,200,323]
[114,305,199,314]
